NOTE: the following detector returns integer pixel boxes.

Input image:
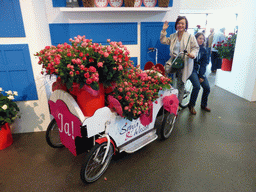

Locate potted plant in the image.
[107,66,171,125]
[213,32,237,71]
[0,88,20,150]
[35,35,172,121]
[35,35,134,116]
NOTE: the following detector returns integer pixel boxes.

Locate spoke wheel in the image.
[160,112,176,140]
[180,79,193,108]
[80,142,114,183]
[46,119,64,148]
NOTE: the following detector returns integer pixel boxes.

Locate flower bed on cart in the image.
[35,35,172,123]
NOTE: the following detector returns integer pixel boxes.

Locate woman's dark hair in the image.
[175,16,188,31]
[195,32,206,47]
[195,32,205,41]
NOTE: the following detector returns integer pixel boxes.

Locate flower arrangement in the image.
[0,88,20,128]
[35,35,132,91]
[36,35,172,121]
[213,33,237,60]
[107,66,171,121]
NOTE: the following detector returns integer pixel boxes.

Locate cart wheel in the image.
[160,111,176,140]
[180,79,193,108]
[80,142,114,183]
[46,119,64,148]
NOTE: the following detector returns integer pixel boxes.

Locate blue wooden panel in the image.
[0,44,38,101]
[50,23,137,45]
[0,0,25,37]
[140,22,175,70]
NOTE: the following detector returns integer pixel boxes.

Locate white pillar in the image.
[215,0,256,101]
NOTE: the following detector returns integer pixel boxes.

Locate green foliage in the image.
[214,33,237,60]
[0,89,20,129]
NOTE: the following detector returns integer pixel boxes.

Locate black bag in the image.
[171,55,185,69]
[171,34,191,70]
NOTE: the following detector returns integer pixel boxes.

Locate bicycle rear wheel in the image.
[180,79,193,108]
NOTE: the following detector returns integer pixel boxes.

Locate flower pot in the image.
[76,83,105,117]
[0,123,13,150]
[221,58,233,71]
[52,78,67,92]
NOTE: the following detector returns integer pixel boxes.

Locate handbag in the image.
[170,34,191,70]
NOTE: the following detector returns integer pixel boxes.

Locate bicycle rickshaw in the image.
[46,70,179,184]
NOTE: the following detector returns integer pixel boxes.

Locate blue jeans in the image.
[188,71,210,107]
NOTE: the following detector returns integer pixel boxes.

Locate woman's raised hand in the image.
[162,21,169,31]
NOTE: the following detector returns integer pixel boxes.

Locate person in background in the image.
[188,32,211,115]
[160,16,199,104]
[206,28,214,64]
[211,27,225,73]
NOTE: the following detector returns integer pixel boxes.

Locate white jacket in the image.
[160,30,199,83]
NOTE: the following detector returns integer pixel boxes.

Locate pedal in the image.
[119,129,158,153]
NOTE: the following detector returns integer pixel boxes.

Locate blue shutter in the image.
[0,0,25,37]
[0,44,38,101]
[140,22,175,70]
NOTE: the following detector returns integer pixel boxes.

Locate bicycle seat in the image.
[144,61,154,70]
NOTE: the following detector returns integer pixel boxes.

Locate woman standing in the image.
[188,32,211,115]
[160,16,199,104]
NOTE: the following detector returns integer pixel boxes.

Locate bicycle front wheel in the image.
[180,79,193,108]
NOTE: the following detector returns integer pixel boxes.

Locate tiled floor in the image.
[1,68,256,192]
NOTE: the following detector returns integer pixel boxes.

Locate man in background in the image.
[211,28,225,73]
[206,28,214,64]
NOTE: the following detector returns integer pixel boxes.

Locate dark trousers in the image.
[188,71,210,107]
[206,47,211,64]
[211,51,222,72]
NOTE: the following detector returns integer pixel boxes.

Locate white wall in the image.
[215,0,256,101]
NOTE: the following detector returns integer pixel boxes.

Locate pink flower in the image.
[84,73,90,78]
[113,56,118,61]
[117,96,122,100]
[89,66,96,73]
[104,52,109,58]
[118,65,123,71]
[86,78,92,84]
[97,62,103,68]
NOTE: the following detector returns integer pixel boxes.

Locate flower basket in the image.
[0,123,13,150]
[124,0,135,7]
[76,83,105,117]
[221,58,233,71]
[158,0,169,7]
